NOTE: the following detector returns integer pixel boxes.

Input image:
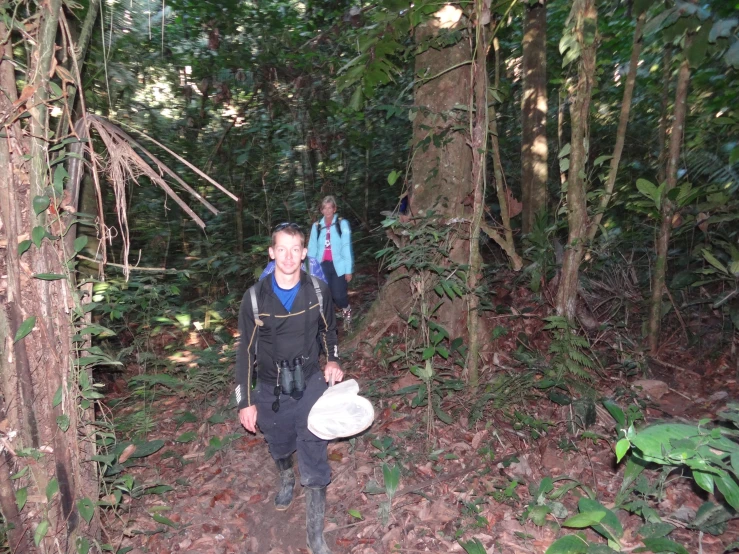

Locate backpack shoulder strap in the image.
[248,283,263,358]
[335,216,343,238]
[310,275,323,308]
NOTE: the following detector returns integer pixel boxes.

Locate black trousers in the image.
[255,371,330,487]
[321,261,349,309]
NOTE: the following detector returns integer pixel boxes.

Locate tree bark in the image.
[466,0,490,390]
[587,12,645,241]
[648,59,690,355]
[521,0,548,234]
[555,0,597,322]
[410,8,472,340]
[657,46,673,185]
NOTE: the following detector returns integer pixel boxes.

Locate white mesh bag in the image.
[307,379,375,440]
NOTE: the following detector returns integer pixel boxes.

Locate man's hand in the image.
[239,405,258,434]
[324,361,344,385]
[345,273,353,283]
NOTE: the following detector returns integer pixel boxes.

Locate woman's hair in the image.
[321,195,337,209]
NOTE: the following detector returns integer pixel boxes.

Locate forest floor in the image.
[104,273,739,554]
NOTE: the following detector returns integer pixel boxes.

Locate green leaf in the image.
[433,403,454,425]
[33,195,50,215]
[545,533,589,554]
[53,165,68,194]
[382,463,400,500]
[46,478,59,502]
[16,487,28,511]
[32,226,46,248]
[348,509,363,519]
[76,536,90,554]
[636,178,660,208]
[459,538,487,554]
[348,86,363,111]
[714,471,739,511]
[73,235,88,253]
[11,467,28,480]
[387,170,401,186]
[52,384,63,407]
[709,18,738,43]
[641,537,689,554]
[56,414,70,432]
[152,513,177,527]
[603,399,626,427]
[34,519,49,546]
[725,41,739,69]
[562,510,606,528]
[129,439,165,458]
[702,249,728,274]
[18,239,32,255]
[693,470,715,494]
[615,439,631,463]
[14,316,36,343]
[34,273,65,280]
[77,497,95,524]
[174,431,197,443]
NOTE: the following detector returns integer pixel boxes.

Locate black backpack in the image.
[316,217,343,238]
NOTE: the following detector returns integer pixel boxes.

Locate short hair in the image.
[321,195,337,209]
[271,224,305,247]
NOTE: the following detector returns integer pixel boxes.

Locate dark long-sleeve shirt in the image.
[234,271,339,409]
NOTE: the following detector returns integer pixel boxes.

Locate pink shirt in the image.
[322,225,333,262]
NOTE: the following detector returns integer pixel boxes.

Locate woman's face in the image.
[321,202,336,220]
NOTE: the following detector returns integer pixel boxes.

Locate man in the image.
[308,196,354,325]
[235,222,344,554]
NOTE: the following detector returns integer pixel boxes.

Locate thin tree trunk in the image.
[657,46,673,185]
[556,0,597,322]
[521,0,548,234]
[466,0,489,390]
[587,12,645,241]
[648,59,690,355]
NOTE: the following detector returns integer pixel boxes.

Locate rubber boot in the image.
[305,486,332,554]
[274,457,295,511]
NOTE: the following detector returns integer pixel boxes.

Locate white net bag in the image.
[307,379,375,440]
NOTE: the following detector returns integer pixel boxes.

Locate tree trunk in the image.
[648,59,690,355]
[555,0,597,322]
[409,8,472,340]
[466,0,490,390]
[1,2,101,549]
[587,12,645,241]
[657,46,673,185]
[521,0,548,234]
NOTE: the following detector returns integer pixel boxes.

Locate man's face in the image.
[321,202,336,220]
[269,231,306,277]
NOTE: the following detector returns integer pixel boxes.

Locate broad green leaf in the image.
[76,536,90,554]
[562,510,606,528]
[348,509,363,519]
[693,470,715,494]
[77,497,95,523]
[641,537,689,554]
[636,178,660,208]
[18,239,32,255]
[46,478,59,502]
[34,519,49,546]
[459,538,487,554]
[433,403,454,425]
[14,316,36,343]
[387,170,401,186]
[382,463,400,500]
[16,487,28,511]
[57,414,70,432]
[11,466,28,480]
[32,226,46,248]
[53,165,68,194]
[53,385,63,407]
[579,497,623,542]
[33,195,50,215]
[545,533,589,554]
[129,440,165,458]
[615,439,631,463]
[714,471,739,511]
[175,431,197,443]
[73,235,88,253]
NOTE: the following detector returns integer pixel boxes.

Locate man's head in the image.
[321,196,337,220]
[269,223,307,278]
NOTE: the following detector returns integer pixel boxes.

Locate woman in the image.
[307,196,354,324]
